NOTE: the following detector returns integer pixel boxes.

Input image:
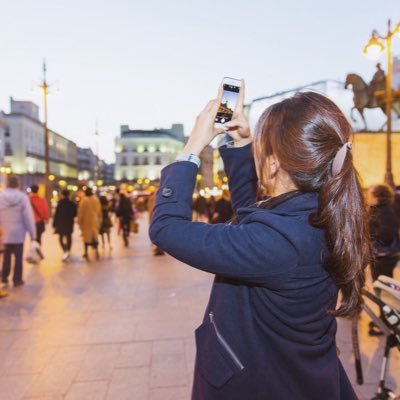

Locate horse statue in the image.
[345,72,400,130]
[344,73,385,130]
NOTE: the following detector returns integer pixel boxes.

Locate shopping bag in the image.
[130,220,139,234]
[26,241,44,264]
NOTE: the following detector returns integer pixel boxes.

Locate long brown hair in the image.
[253,91,371,317]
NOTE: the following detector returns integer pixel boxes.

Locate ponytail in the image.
[311,161,371,317]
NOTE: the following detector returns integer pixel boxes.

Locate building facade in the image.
[0,97,78,189]
[114,124,186,182]
[77,147,98,183]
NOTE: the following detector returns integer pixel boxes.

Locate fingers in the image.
[235,79,245,112]
[201,99,216,114]
[217,83,223,103]
[224,118,244,129]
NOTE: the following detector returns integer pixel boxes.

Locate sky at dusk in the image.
[1,0,400,162]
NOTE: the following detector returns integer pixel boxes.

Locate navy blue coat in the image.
[149,144,356,400]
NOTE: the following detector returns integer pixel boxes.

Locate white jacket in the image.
[0,189,36,244]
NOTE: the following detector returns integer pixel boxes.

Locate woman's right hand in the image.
[224,80,252,145]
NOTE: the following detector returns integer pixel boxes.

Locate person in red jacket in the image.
[29,185,49,246]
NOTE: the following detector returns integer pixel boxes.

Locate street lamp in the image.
[38,60,51,203]
[363,19,400,187]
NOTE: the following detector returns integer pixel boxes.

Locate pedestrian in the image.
[116,192,133,247]
[99,196,113,249]
[206,195,216,223]
[150,86,370,399]
[194,194,208,221]
[29,184,49,246]
[367,184,399,280]
[78,188,102,260]
[53,189,77,262]
[212,189,233,223]
[0,175,37,287]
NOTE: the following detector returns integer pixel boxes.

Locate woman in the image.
[53,189,77,262]
[367,184,399,280]
[99,196,113,249]
[149,84,370,399]
[78,188,102,260]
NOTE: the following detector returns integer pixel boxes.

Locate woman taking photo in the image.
[149,84,370,400]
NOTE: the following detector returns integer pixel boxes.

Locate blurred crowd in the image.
[0,174,399,306]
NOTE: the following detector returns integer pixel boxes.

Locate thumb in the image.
[224,119,241,128]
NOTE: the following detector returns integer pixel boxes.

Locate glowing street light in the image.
[363,19,400,187]
[363,33,385,60]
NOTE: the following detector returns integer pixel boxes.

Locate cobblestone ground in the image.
[0,213,399,400]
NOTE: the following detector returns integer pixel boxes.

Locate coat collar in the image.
[232,192,319,224]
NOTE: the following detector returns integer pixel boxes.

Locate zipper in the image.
[209,312,244,370]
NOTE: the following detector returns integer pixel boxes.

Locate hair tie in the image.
[332,141,352,176]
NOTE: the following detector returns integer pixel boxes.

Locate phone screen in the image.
[215,83,240,124]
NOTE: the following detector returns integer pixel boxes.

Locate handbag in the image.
[130,220,139,234]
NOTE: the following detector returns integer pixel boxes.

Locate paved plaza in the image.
[0,213,399,400]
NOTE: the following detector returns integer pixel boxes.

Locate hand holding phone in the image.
[183,78,250,156]
[221,79,251,145]
[214,77,241,129]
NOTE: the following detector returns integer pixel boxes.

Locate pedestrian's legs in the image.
[2,244,12,281]
[66,234,72,251]
[36,222,45,245]
[101,233,105,248]
[13,244,24,284]
[83,243,89,258]
[122,221,130,246]
[92,238,99,260]
[59,234,66,251]
[107,232,112,249]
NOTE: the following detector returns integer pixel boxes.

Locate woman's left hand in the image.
[183,85,225,156]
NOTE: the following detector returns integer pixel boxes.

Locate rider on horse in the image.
[369,63,386,105]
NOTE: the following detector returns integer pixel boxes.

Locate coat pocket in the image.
[194,312,244,388]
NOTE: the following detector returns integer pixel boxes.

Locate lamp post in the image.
[363,19,400,187]
[38,60,51,204]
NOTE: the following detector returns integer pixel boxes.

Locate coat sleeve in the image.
[219,143,258,212]
[23,197,37,241]
[149,162,298,284]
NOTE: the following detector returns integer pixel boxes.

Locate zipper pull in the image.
[209,312,214,323]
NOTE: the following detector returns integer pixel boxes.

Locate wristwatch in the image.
[175,153,201,168]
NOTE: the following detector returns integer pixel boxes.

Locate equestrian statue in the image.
[345,63,400,130]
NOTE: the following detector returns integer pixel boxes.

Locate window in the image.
[155,156,161,165]
[5,130,10,137]
[133,157,139,165]
[121,157,127,166]
[5,142,13,156]
[143,156,149,165]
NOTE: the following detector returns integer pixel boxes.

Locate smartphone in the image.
[214,77,241,128]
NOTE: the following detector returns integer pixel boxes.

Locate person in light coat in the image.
[78,188,102,260]
[0,175,36,286]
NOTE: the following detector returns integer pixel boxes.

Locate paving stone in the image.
[65,381,108,400]
[106,367,149,400]
[116,341,153,368]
